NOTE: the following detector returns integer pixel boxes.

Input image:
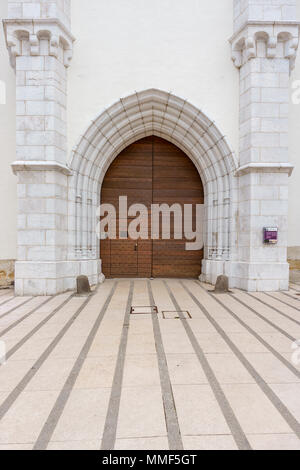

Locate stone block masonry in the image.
[8,0,71,29]
[3,0,81,295]
[231,0,299,291]
[234,0,297,31]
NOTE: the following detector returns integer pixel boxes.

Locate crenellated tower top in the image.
[231,0,299,70]
[3,0,74,68]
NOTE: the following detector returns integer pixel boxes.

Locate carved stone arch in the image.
[69,89,238,285]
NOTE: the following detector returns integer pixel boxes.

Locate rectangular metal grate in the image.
[130,306,158,315]
[162,311,192,320]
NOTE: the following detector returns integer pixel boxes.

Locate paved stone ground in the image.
[0,279,300,450]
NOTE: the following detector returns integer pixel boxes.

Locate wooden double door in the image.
[100,136,204,278]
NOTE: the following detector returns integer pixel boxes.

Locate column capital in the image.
[230,20,299,69]
[3,18,75,69]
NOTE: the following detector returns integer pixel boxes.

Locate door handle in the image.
[134,244,138,252]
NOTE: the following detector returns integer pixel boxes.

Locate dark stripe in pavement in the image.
[0,293,94,421]
[183,281,300,439]
[164,280,251,451]
[34,282,117,450]
[0,297,33,320]
[101,282,134,450]
[2,294,74,362]
[265,292,300,312]
[207,289,300,380]
[147,280,183,451]
[229,293,296,342]
[0,296,15,307]
[247,292,300,327]
[281,291,300,302]
[0,296,54,338]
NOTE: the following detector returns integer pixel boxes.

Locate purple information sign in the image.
[264,227,278,244]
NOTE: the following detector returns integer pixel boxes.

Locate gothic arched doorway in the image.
[100,136,204,278]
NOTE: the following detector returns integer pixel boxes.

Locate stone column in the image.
[231,0,299,291]
[3,0,75,295]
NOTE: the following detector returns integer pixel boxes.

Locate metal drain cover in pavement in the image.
[162,311,192,320]
[130,306,158,315]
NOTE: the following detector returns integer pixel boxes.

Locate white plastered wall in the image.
[67,0,239,159]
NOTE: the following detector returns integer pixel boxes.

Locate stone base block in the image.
[200,259,231,285]
[201,259,289,292]
[228,261,290,292]
[15,259,104,296]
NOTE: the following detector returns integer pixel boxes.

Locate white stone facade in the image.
[230,0,299,290]
[1,0,299,294]
[3,0,76,295]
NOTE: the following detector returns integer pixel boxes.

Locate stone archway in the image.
[69,89,238,286]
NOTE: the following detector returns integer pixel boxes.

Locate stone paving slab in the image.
[0,279,299,450]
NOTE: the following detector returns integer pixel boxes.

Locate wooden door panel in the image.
[103,167,152,179]
[110,240,138,276]
[102,178,152,190]
[102,189,152,204]
[152,264,202,278]
[100,136,204,279]
[110,265,138,276]
[152,136,204,279]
